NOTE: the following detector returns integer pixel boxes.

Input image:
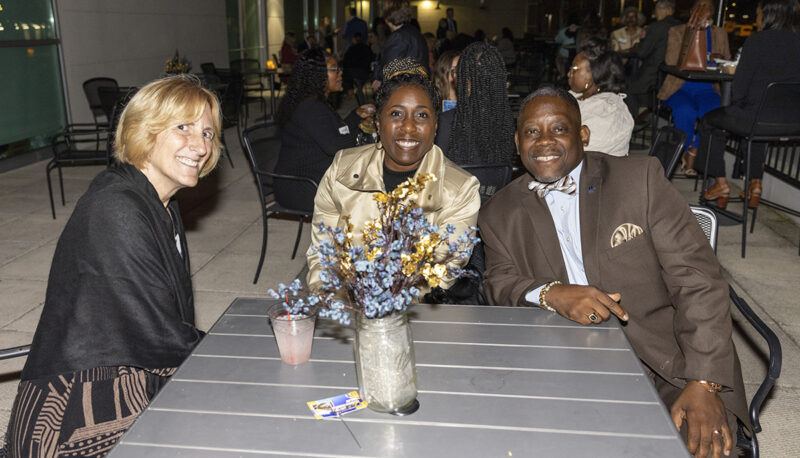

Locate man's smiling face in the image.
[516,95,589,183]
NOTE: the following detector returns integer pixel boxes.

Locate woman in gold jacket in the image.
[307,57,481,294]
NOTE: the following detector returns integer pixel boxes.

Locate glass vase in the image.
[354,311,419,415]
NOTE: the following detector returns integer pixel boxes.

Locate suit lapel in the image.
[518,179,569,280]
[579,154,603,285]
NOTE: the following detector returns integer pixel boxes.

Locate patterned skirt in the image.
[3,366,176,458]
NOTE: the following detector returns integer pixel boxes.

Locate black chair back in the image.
[242,122,282,182]
[750,81,800,138]
[221,77,244,129]
[82,77,119,122]
[242,122,318,282]
[231,58,263,85]
[201,62,218,76]
[98,87,137,157]
[460,164,513,203]
[648,126,686,179]
[690,205,782,458]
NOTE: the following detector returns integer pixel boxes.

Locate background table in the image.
[110,299,689,457]
[660,64,735,106]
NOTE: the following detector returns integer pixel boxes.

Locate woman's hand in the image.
[356,104,376,119]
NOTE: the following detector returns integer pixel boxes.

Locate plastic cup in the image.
[268,304,316,365]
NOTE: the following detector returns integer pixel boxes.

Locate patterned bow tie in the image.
[528,175,577,198]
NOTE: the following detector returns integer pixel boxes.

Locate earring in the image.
[376,140,383,151]
[584,82,590,90]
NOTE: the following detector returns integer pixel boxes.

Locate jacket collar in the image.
[336,143,447,212]
[515,151,606,283]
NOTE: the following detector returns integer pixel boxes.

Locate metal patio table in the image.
[110,298,689,457]
[659,64,735,106]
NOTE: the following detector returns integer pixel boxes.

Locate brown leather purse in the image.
[679,3,710,71]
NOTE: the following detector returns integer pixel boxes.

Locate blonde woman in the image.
[4,75,221,457]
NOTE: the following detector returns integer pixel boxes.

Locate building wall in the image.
[56,0,228,124]
[267,0,286,60]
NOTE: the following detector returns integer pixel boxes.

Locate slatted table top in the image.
[110,298,688,457]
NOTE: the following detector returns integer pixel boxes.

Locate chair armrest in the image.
[256,171,319,190]
[0,345,31,361]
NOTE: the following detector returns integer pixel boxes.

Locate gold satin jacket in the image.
[306,143,481,294]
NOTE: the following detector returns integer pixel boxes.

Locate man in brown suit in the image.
[479,86,749,458]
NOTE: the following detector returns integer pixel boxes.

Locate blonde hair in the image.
[115,74,222,177]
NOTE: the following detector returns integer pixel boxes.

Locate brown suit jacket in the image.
[657,24,731,101]
[479,152,749,428]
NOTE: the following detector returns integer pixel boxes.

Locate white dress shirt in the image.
[525,161,588,304]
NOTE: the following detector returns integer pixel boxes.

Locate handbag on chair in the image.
[679,2,711,71]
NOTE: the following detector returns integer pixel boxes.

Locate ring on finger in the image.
[712,429,721,435]
[588,313,598,322]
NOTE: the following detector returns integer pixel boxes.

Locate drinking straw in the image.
[285,292,292,321]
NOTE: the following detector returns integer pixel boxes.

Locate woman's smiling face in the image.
[377,84,437,172]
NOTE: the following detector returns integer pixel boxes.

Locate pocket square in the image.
[610,223,644,248]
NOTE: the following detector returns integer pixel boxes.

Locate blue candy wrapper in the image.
[307,391,368,418]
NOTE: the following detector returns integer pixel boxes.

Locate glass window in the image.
[0,0,67,161]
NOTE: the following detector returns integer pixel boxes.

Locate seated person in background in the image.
[611,7,646,53]
[496,27,516,71]
[657,0,730,176]
[567,37,634,157]
[435,41,516,165]
[307,57,480,295]
[4,75,220,456]
[554,13,580,77]
[576,10,608,47]
[423,32,437,69]
[625,0,681,121]
[296,33,317,53]
[695,0,800,209]
[372,5,429,90]
[279,31,298,85]
[275,48,376,212]
[479,86,750,458]
[433,49,459,111]
[342,32,375,95]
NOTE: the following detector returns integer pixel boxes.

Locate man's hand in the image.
[670,381,732,458]
[371,80,382,91]
[545,284,628,325]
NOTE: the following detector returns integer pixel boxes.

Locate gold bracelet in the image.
[538,281,562,312]
[696,380,723,393]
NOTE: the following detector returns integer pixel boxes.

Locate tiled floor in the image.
[0,130,798,456]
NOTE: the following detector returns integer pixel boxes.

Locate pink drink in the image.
[269,304,316,365]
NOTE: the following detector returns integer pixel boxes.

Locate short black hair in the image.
[578,37,626,94]
[518,86,581,127]
[760,0,800,31]
[349,7,357,16]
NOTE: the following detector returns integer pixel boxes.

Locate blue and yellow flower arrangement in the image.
[269,174,479,325]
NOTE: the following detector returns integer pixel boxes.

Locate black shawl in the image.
[22,163,202,380]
